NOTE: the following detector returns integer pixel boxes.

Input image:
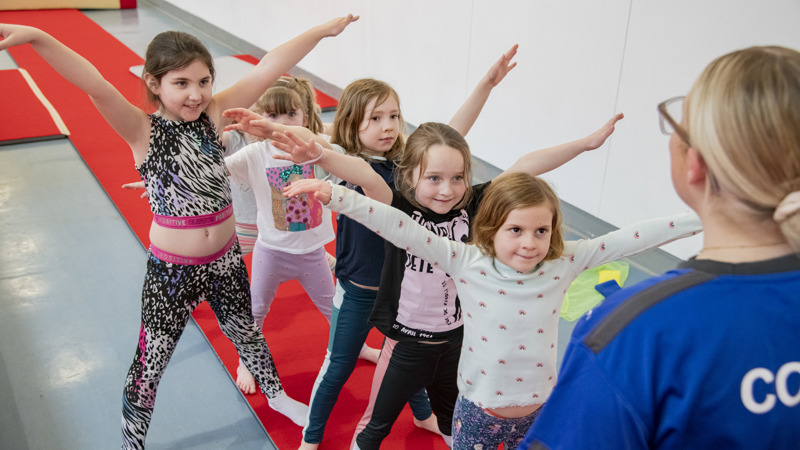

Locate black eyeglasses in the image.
[657,96,691,145]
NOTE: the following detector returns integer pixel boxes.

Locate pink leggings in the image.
[250,242,334,327]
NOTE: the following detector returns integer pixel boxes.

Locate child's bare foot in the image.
[414,413,441,435]
[236,363,258,395]
[358,345,380,364]
[298,439,320,450]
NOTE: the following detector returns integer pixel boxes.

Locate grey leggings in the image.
[249,242,334,326]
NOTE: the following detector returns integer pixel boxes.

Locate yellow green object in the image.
[561,261,630,322]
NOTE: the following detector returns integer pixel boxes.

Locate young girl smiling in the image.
[276,115,624,449]
[0,15,357,448]
[284,170,701,449]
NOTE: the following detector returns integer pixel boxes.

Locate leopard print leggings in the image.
[121,240,282,449]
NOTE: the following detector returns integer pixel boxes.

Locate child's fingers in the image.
[282,130,311,147]
[326,14,360,36]
[222,108,245,118]
[271,140,289,152]
[282,179,320,197]
[271,133,305,155]
[602,113,624,134]
[271,131,291,145]
[122,181,145,190]
[283,184,309,198]
[505,44,519,60]
[272,152,291,162]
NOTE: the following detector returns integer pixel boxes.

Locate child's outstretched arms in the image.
[504,112,624,177]
[285,181,472,274]
[448,44,518,136]
[212,15,359,121]
[272,131,392,204]
[568,210,702,272]
[0,24,149,155]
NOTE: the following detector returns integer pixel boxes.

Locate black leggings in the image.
[121,241,282,449]
[355,337,461,449]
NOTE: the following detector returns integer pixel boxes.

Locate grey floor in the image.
[0,3,681,450]
[0,4,280,450]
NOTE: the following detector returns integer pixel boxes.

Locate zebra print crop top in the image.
[137,112,232,218]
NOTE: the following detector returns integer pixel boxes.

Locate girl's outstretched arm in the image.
[223,107,331,147]
[210,15,359,126]
[285,181,471,274]
[0,24,149,158]
[504,113,624,177]
[448,44,518,137]
[272,131,392,204]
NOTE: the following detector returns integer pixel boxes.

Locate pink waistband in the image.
[149,233,237,265]
[153,204,233,229]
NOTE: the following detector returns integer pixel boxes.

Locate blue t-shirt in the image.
[520,254,800,450]
[333,158,395,286]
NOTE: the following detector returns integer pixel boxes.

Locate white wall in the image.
[164,0,800,259]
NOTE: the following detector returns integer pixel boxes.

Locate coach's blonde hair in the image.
[684,46,800,251]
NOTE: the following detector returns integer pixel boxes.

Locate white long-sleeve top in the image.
[326,184,702,408]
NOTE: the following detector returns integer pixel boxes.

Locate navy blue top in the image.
[333,159,395,286]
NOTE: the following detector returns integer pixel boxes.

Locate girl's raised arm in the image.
[504,112,624,177]
[210,15,359,126]
[448,44,518,137]
[0,24,149,155]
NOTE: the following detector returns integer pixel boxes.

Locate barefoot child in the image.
[224,76,337,396]
[0,15,357,448]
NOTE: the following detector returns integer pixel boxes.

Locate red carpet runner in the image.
[0,9,447,449]
[0,68,69,145]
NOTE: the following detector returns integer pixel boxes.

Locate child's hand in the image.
[0,24,41,51]
[317,14,360,38]
[583,113,625,151]
[484,44,519,87]
[271,131,323,165]
[122,180,148,198]
[223,108,276,138]
[283,178,332,205]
